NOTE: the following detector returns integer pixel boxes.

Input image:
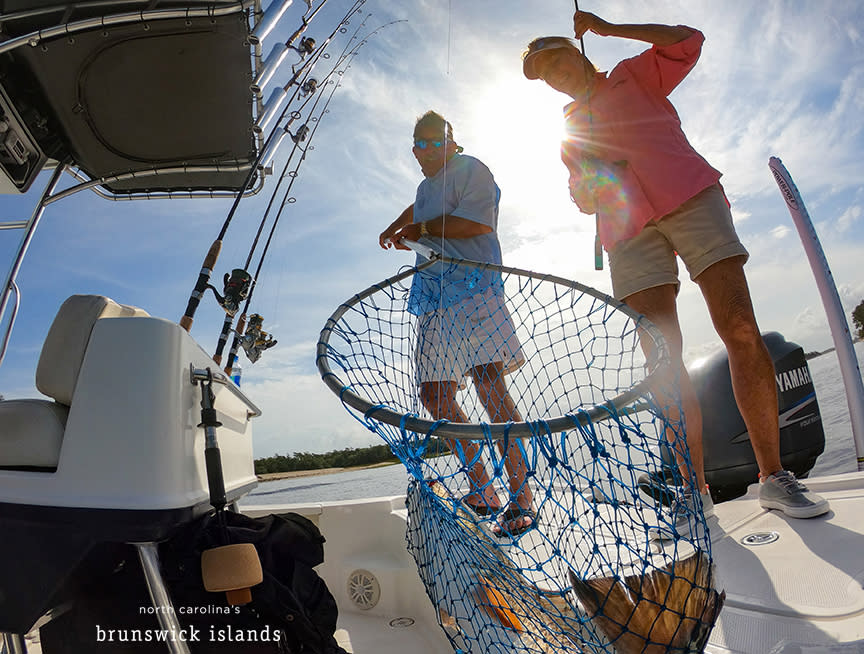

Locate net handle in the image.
[381,237,441,261]
[316,256,670,440]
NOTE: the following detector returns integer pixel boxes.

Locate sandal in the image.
[464,500,500,517]
[492,505,536,539]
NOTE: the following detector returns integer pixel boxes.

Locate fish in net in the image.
[317,257,725,653]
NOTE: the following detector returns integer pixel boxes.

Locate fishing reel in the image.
[240,313,277,363]
[291,124,310,143]
[207,268,252,317]
[300,78,318,96]
[296,36,315,57]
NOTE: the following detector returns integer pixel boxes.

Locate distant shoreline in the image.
[805,339,863,360]
[256,460,399,482]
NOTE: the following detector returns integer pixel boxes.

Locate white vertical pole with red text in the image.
[769,156,864,470]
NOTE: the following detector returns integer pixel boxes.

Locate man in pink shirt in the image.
[522,11,828,534]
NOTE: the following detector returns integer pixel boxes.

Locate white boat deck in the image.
[707,472,864,652]
[242,471,864,654]
[15,472,863,653]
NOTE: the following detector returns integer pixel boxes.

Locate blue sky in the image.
[1,0,863,458]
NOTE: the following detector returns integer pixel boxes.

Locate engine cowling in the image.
[691,331,825,501]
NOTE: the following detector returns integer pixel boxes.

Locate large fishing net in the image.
[317,256,724,653]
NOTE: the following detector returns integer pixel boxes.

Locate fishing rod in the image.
[220,79,339,371]
[220,18,402,374]
[222,20,405,375]
[210,85,319,366]
[242,11,377,276]
[573,0,603,271]
[179,0,367,333]
[182,0,367,332]
[211,14,378,366]
[210,39,362,364]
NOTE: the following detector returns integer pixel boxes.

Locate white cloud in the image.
[836,205,862,233]
[731,207,751,224]
[770,225,791,239]
[2,0,863,457]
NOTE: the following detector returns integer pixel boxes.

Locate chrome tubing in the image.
[256,129,289,171]
[0,0,255,57]
[250,41,299,95]
[0,162,64,370]
[190,364,263,418]
[0,281,20,369]
[249,0,293,44]
[254,87,287,134]
[135,543,191,654]
[51,163,263,203]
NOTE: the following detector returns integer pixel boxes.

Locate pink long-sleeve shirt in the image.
[562,29,722,249]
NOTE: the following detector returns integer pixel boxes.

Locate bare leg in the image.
[420,380,500,508]
[623,284,707,490]
[695,257,782,478]
[472,363,534,532]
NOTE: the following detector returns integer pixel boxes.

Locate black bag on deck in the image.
[40,511,347,654]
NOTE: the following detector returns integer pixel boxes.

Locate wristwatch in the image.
[419,221,430,238]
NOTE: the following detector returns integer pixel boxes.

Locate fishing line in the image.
[221,19,405,373]
[180,0,367,332]
[222,20,398,372]
[428,2,454,424]
[211,11,378,365]
[446,0,452,76]
[241,12,378,273]
[573,0,603,271]
[228,0,365,245]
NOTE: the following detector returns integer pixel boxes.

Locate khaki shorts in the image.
[415,288,525,385]
[608,184,749,300]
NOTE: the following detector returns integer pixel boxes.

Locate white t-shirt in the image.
[408,154,505,315]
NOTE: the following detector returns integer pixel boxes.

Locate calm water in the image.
[243,341,864,506]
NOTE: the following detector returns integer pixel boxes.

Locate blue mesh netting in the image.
[317,258,724,653]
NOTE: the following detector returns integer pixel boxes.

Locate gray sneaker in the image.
[648,486,714,541]
[759,470,829,518]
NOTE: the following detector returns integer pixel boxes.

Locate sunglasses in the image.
[529,36,579,56]
[530,37,555,52]
[413,139,444,150]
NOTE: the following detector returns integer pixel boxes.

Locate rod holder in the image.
[251,42,295,95]
[257,130,289,170]
[249,0,294,45]
[254,87,286,134]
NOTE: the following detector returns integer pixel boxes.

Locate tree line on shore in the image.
[257,300,864,475]
[254,438,451,474]
[853,300,864,341]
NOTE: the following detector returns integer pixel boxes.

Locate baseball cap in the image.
[522,36,581,80]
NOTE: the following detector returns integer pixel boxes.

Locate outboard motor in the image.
[690,331,825,502]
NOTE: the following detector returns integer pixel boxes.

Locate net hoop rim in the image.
[316,257,671,440]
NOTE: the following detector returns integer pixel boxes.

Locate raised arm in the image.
[379,204,414,249]
[390,214,492,249]
[573,11,694,47]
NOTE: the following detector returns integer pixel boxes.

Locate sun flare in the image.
[461,82,599,277]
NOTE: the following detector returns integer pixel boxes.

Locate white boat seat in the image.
[0,399,67,469]
[0,294,148,470]
[0,294,259,635]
